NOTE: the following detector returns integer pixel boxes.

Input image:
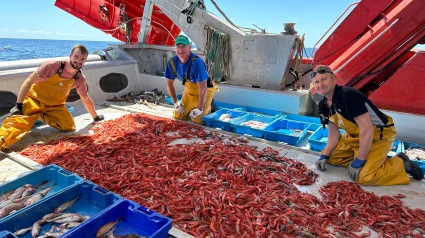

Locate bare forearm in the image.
[323,133,339,156]
[357,128,373,160]
[81,96,97,118]
[323,123,340,156]
[17,80,34,103]
[197,89,207,110]
[166,80,177,103]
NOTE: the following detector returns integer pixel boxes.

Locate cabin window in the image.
[99,73,128,93]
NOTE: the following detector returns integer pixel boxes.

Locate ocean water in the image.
[0,38,314,62]
[0,38,118,62]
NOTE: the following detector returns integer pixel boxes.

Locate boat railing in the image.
[311,2,360,58]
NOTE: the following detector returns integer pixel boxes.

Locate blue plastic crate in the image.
[231,114,280,138]
[62,199,172,238]
[234,106,283,118]
[0,164,83,223]
[164,95,182,105]
[400,142,425,175]
[0,231,16,238]
[391,140,400,152]
[214,102,242,110]
[263,119,312,146]
[282,114,321,124]
[308,127,345,151]
[281,114,321,132]
[202,109,248,131]
[0,181,122,237]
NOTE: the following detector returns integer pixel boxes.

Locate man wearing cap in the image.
[311,65,423,185]
[164,35,217,124]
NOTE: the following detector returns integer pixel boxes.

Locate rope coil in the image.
[204,26,229,82]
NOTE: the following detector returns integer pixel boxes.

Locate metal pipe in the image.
[334,18,399,73]
[138,0,154,44]
[0,55,104,72]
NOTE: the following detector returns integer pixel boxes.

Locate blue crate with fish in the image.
[61,199,172,238]
[399,141,425,174]
[0,181,122,238]
[234,106,283,118]
[0,231,16,238]
[308,127,345,151]
[164,95,182,105]
[202,108,248,131]
[262,119,312,146]
[0,164,83,223]
[231,113,280,138]
[214,102,242,110]
[281,114,321,131]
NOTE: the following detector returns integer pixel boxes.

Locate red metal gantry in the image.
[54,0,181,45]
[314,0,425,115]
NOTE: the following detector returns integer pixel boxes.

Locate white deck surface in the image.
[1,101,424,237]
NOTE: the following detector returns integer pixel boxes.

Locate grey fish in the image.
[0,199,28,218]
[45,213,74,222]
[0,190,14,202]
[31,220,45,238]
[54,193,80,213]
[8,184,32,200]
[24,193,43,206]
[100,228,116,238]
[41,231,63,237]
[42,212,65,221]
[59,222,81,228]
[0,196,29,209]
[0,199,13,209]
[24,184,55,206]
[96,218,121,237]
[37,184,55,196]
[22,187,36,197]
[53,214,84,223]
[13,226,32,236]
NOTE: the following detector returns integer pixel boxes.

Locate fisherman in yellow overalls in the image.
[0,44,104,151]
[311,65,423,185]
[164,35,217,124]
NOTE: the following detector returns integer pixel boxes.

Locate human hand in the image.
[348,157,366,181]
[93,114,105,122]
[316,155,329,171]
[8,103,23,117]
[174,101,185,115]
[189,108,203,119]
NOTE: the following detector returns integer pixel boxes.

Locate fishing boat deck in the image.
[1,101,425,237]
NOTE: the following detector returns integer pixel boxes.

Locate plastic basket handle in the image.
[59,168,72,176]
[94,186,110,194]
[137,205,153,216]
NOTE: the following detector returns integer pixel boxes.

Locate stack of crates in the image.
[0,164,172,238]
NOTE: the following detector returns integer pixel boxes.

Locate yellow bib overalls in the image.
[326,113,409,185]
[169,56,218,125]
[173,81,217,124]
[0,73,76,151]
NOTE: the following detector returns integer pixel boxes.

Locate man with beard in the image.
[0,44,104,151]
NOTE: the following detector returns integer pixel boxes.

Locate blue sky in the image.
[0,0,359,47]
[1,0,422,49]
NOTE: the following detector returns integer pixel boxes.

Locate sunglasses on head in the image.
[311,69,334,79]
